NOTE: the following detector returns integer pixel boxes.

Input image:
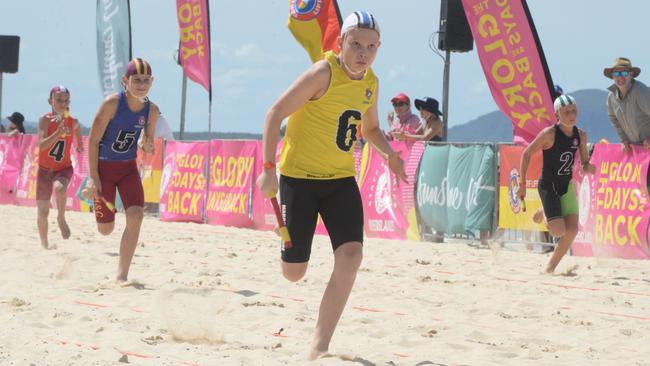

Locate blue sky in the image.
[0,1,648,135]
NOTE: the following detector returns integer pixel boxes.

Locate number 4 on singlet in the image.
[48,140,66,162]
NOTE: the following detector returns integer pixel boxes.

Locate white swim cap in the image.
[341,11,380,36]
[553,94,576,112]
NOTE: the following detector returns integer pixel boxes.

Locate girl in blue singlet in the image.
[86,58,160,285]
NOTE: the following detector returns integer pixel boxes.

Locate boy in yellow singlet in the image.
[257,11,407,360]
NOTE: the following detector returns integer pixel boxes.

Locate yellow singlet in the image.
[279,51,378,179]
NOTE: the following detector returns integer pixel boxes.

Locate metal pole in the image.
[442,49,450,141]
[179,73,187,140]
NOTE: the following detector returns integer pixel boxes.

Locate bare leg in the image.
[116,206,144,283]
[308,242,363,360]
[54,181,70,240]
[36,200,50,249]
[532,208,545,224]
[546,215,578,273]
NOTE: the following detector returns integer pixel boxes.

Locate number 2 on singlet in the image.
[557,151,574,176]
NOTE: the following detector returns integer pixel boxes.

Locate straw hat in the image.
[603,57,641,79]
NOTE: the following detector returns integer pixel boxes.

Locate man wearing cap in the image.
[86,58,159,285]
[36,86,83,249]
[386,92,420,140]
[3,111,26,136]
[604,57,650,151]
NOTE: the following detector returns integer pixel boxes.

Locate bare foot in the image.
[40,241,49,249]
[58,217,71,239]
[532,208,545,224]
[308,348,330,360]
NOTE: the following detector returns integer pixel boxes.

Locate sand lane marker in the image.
[267,294,305,302]
[353,306,384,313]
[493,276,529,283]
[591,310,650,321]
[614,289,650,297]
[541,282,600,291]
[392,352,409,358]
[74,300,109,308]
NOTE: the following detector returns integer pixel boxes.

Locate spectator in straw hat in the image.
[604,57,650,151]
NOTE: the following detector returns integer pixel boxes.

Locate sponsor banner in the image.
[159,140,207,223]
[417,144,497,234]
[176,0,211,92]
[136,138,164,203]
[497,145,545,230]
[359,142,410,239]
[62,136,89,211]
[206,140,256,227]
[572,144,650,259]
[96,0,131,97]
[0,135,29,204]
[14,135,39,207]
[462,0,555,144]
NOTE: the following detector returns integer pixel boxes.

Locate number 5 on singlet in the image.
[112,130,137,153]
[336,110,362,152]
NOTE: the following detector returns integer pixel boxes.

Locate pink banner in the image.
[206,140,256,227]
[572,144,650,260]
[176,0,211,93]
[14,135,39,207]
[159,140,207,223]
[358,142,410,239]
[462,0,554,144]
[64,136,89,211]
[0,135,29,205]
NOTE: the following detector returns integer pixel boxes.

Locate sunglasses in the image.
[612,70,631,78]
[392,102,407,107]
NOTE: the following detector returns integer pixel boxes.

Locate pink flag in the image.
[176,0,211,94]
[462,0,555,144]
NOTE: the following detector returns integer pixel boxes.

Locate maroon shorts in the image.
[36,166,73,201]
[94,160,144,223]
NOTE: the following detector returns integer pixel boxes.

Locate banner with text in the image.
[14,135,39,207]
[160,140,207,223]
[96,0,131,97]
[206,140,256,227]
[176,0,211,93]
[572,144,650,260]
[358,142,410,239]
[462,0,555,144]
[136,138,164,203]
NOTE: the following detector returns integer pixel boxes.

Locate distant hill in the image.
[5,88,618,143]
[448,89,618,143]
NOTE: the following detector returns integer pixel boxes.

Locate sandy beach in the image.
[0,204,648,366]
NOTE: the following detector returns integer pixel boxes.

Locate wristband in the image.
[263,161,276,170]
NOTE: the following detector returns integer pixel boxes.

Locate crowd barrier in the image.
[1,134,648,260]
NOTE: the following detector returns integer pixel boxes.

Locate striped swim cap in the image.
[341,11,380,36]
[49,85,70,97]
[124,58,152,77]
[553,94,576,112]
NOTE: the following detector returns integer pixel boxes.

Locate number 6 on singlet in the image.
[112,130,137,153]
[336,110,362,152]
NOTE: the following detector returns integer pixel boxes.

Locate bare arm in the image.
[256,60,332,196]
[88,96,118,180]
[517,127,553,199]
[73,118,83,153]
[361,85,408,182]
[578,129,596,174]
[143,103,160,154]
[37,115,64,150]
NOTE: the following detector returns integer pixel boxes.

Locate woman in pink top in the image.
[385,92,421,140]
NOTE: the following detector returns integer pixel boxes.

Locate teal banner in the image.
[416,145,496,235]
[96,0,131,97]
[416,145,450,233]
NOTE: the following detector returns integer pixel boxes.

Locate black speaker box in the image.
[0,35,20,73]
[438,0,473,52]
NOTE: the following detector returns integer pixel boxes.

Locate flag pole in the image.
[179,73,187,141]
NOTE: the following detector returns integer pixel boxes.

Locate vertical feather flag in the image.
[461,0,556,144]
[96,0,131,97]
[176,0,212,97]
[288,0,342,63]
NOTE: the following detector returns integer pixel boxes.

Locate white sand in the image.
[0,205,648,365]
